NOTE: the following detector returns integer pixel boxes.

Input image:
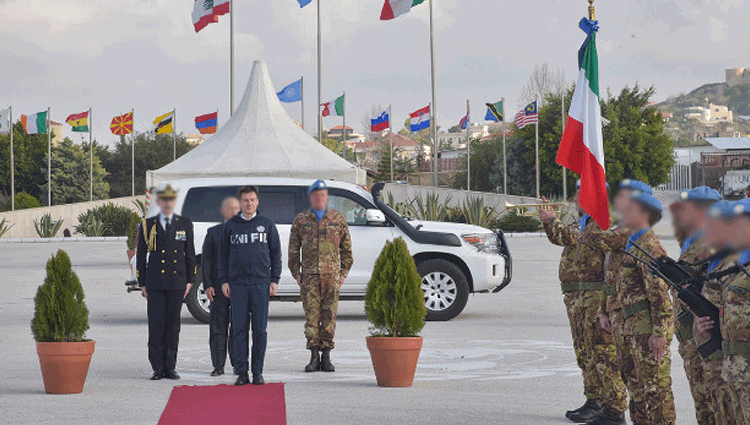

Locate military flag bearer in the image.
[289,180,353,373]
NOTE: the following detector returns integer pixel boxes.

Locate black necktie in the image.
[164,217,170,232]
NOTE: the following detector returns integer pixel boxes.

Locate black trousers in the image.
[209,290,234,370]
[147,289,183,372]
[231,283,270,376]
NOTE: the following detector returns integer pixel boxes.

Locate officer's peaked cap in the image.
[156,183,179,199]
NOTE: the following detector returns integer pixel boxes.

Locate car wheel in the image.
[186,278,211,324]
[417,259,469,321]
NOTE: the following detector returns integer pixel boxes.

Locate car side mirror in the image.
[366,209,387,225]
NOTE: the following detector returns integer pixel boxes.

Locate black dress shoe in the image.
[567,399,602,423]
[210,368,224,377]
[163,370,180,380]
[252,374,265,385]
[235,372,250,386]
[150,371,164,380]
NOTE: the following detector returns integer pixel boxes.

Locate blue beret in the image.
[708,200,737,219]
[630,190,662,213]
[619,179,653,194]
[679,186,722,202]
[308,179,327,195]
[576,179,609,189]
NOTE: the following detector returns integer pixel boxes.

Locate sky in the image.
[1,0,748,147]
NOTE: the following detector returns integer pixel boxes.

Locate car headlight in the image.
[462,233,500,254]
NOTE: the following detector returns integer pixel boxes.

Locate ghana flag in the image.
[66,110,89,132]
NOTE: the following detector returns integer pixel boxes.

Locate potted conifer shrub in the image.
[32,250,95,394]
[365,237,427,387]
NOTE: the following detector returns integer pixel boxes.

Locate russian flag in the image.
[371,108,390,132]
[409,105,430,132]
[195,112,218,135]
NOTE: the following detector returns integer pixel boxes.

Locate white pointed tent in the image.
[146,60,366,187]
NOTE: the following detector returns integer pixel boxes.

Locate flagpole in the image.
[316,0,322,144]
[390,105,394,182]
[342,92,346,158]
[172,108,177,161]
[466,99,470,191]
[535,98,540,198]
[47,107,51,206]
[300,76,305,131]
[561,88,567,199]
[502,97,507,195]
[89,107,93,202]
[10,106,14,210]
[230,0,234,116]
[131,109,135,197]
[429,0,438,187]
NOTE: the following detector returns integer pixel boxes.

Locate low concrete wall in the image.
[382,183,539,212]
[0,196,145,239]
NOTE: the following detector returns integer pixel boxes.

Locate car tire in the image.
[417,259,469,321]
[186,272,211,324]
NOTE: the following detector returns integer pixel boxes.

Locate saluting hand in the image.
[222,283,231,298]
[205,286,215,302]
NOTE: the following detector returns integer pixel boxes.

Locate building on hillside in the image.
[328,125,365,143]
[185,134,206,145]
[683,103,733,125]
[726,68,750,87]
[437,122,503,149]
[347,133,429,169]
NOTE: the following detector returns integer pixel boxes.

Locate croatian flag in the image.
[192,0,230,33]
[556,18,609,230]
[409,106,430,132]
[371,108,390,132]
[195,112,218,134]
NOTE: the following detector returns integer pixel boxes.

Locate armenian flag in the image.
[66,110,89,132]
[110,112,133,135]
[195,112,218,134]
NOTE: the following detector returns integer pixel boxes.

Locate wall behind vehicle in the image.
[0,196,145,238]
[383,184,538,211]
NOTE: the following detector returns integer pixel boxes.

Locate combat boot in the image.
[320,348,335,372]
[583,406,626,425]
[305,348,320,372]
[566,399,601,423]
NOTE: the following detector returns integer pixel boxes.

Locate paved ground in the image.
[0,233,698,425]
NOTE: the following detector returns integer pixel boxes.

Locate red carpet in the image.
[157,383,286,425]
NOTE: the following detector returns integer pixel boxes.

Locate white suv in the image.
[125,178,512,321]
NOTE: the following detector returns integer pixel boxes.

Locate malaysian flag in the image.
[514,101,538,129]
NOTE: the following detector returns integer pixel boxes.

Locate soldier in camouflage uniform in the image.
[668,187,722,425]
[288,180,353,373]
[612,189,675,425]
[539,181,627,424]
[698,200,750,425]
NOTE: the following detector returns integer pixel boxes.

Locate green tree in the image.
[376,142,415,182]
[100,132,196,197]
[0,121,51,204]
[49,139,109,204]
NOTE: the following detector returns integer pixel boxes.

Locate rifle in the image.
[622,241,722,359]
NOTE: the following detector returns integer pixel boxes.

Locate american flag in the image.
[514,101,538,129]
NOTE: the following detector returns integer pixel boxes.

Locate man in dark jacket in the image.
[202,196,240,376]
[136,183,196,380]
[218,186,281,386]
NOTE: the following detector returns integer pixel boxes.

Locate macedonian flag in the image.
[110,112,133,135]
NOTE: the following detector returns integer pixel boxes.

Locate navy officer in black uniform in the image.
[136,183,196,380]
[218,185,281,386]
[202,196,240,376]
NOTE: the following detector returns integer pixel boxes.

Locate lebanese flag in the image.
[192,0,230,33]
[380,0,425,20]
[556,20,609,230]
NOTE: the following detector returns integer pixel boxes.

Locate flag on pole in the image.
[513,101,538,129]
[110,112,133,135]
[370,108,390,132]
[0,107,10,134]
[195,112,218,134]
[459,107,470,130]
[321,95,344,117]
[65,111,90,132]
[21,111,48,134]
[153,111,174,134]
[484,101,503,122]
[380,0,425,20]
[297,0,313,8]
[277,79,303,103]
[556,18,609,229]
[409,106,430,132]
[192,0,230,33]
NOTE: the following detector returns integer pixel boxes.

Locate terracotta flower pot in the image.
[36,341,95,394]
[366,336,422,387]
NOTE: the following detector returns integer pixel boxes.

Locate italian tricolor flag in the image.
[321,95,344,117]
[556,23,609,230]
[21,111,48,135]
[380,0,424,20]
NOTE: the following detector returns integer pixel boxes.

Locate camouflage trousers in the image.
[704,357,739,425]
[564,291,627,410]
[300,273,340,350]
[611,312,648,424]
[722,355,750,425]
[624,334,676,425]
[677,340,714,425]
